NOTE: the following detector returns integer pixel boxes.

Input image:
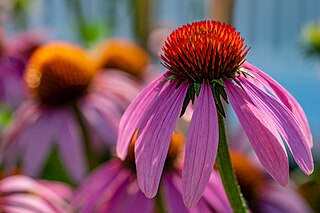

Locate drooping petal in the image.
[81,94,120,146]
[257,182,313,213]
[3,194,57,213]
[80,167,131,213]
[224,79,289,185]
[162,173,190,213]
[71,161,123,211]
[242,62,313,147]
[103,179,153,213]
[135,81,188,198]
[39,180,73,201]
[56,109,87,182]
[2,206,39,213]
[202,171,233,213]
[22,111,57,177]
[182,82,219,207]
[1,175,68,211]
[116,72,170,160]
[239,78,314,175]
[2,101,41,172]
[93,71,142,111]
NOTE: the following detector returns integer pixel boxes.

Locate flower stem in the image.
[155,187,167,213]
[216,113,248,213]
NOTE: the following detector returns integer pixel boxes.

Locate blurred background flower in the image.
[72,132,232,213]
[0,175,71,213]
[2,42,142,183]
[0,30,44,108]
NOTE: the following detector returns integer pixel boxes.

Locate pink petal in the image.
[135,81,188,198]
[72,160,122,206]
[162,173,189,213]
[1,175,68,211]
[104,179,153,213]
[257,182,313,213]
[2,101,41,172]
[242,62,313,148]
[239,78,314,175]
[93,71,142,110]
[116,72,169,160]
[182,82,219,207]
[80,167,131,213]
[3,194,57,213]
[224,79,289,185]
[2,206,39,213]
[56,109,87,183]
[22,111,56,177]
[39,180,73,202]
[202,171,233,213]
[81,94,120,146]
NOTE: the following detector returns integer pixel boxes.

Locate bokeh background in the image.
[5,0,319,142]
[1,0,320,211]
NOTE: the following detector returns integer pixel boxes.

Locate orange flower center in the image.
[94,38,149,78]
[160,20,249,82]
[25,42,96,106]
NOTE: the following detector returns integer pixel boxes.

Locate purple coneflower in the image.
[0,30,43,108]
[0,175,70,213]
[117,20,314,207]
[72,132,232,213]
[2,42,141,182]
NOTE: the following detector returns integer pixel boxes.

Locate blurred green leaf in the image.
[0,104,12,127]
[80,22,103,44]
[41,148,75,186]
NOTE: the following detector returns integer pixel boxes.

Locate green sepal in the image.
[189,83,196,104]
[162,74,177,82]
[212,86,226,117]
[210,81,229,118]
[180,92,191,118]
[194,82,201,96]
[211,79,224,87]
[238,67,255,78]
[179,84,197,117]
[216,83,229,104]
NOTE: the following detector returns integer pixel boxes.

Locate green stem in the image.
[71,103,97,171]
[216,113,248,213]
[155,186,166,213]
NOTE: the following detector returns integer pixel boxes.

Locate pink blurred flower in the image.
[117,20,313,207]
[72,133,232,213]
[2,42,141,182]
[0,30,44,108]
[0,175,71,213]
[230,151,313,213]
[92,38,149,80]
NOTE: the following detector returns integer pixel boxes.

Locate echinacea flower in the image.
[93,38,149,79]
[230,151,313,213]
[0,175,70,213]
[0,30,43,108]
[72,132,232,213]
[117,20,314,207]
[2,42,141,182]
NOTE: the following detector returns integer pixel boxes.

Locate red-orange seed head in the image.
[160,20,249,82]
[25,42,96,106]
